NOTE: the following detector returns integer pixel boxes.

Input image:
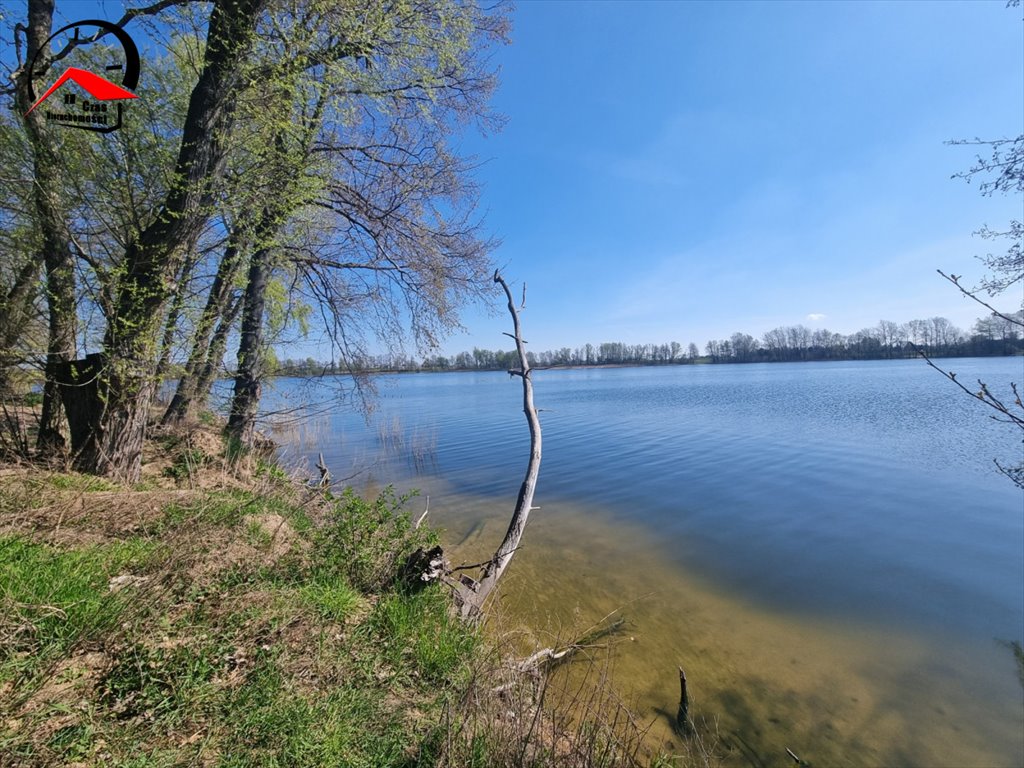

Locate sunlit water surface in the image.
[256,359,1023,766]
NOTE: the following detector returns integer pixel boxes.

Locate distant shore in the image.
[265,347,1023,378]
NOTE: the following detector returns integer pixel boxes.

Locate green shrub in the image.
[254,458,290,486]
[311,487,436,593]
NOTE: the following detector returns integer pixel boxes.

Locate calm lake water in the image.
[260,358,1024,766]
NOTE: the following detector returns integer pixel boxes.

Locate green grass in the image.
[298,579,364,623]
[157,489,313,537]
[369,586,479,684]
[157,491,252,532]
[0,537,160,685]
[45,721,98,764]
[40,472,120,493]
[0,463,665,768]
[218,654,417,768]
[244,519,274,549]
[100,640,225,724]
[256,492,313,532]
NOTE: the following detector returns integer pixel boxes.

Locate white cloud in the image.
[806,313,827,322]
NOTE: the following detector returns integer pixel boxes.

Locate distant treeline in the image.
[273,312,1023,375]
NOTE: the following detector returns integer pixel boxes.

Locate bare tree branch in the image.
[914,345,1024,489]
[452,271,542,618]
[937,270,1024,328]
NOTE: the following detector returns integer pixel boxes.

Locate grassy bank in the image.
[0,425,684,767]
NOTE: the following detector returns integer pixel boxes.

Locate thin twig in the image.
[937,270,1023,328]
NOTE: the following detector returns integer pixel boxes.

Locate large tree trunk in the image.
[69,0,265,481]
[226,246,270,448]
[14,0,78,456]
[57,353,106,458]
[36,243,78,455]
[185,91,324,429]
[162,243,243,424]
[220,121,315,445]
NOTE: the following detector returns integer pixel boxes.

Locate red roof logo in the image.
[25,66,137,116]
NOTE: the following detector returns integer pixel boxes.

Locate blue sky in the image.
[442,0,1023,356]
[6,0,1021,359]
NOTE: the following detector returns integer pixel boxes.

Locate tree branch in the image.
[453,271,542,618]
[937,269,1023,328]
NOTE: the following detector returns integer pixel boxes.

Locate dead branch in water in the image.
[449,270,542,619]
[676,665,691,735]
[514,617,626,676]
[315,452,330,486]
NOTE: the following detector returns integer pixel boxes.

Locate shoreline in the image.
[0,425,672,766]
[262,350,1024,379]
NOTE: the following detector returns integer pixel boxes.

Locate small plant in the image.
[312,487,436,593]
[46,722,94,762]
[100,641,223,722]
[163,448,208,482]
[254,458,290,485]
[244,519,273,549]
[225,433,247,465]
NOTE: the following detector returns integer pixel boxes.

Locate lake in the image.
[259,357,1024,766]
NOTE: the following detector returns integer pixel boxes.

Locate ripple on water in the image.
[433,491,1023,768]
[262,361,1024,766]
